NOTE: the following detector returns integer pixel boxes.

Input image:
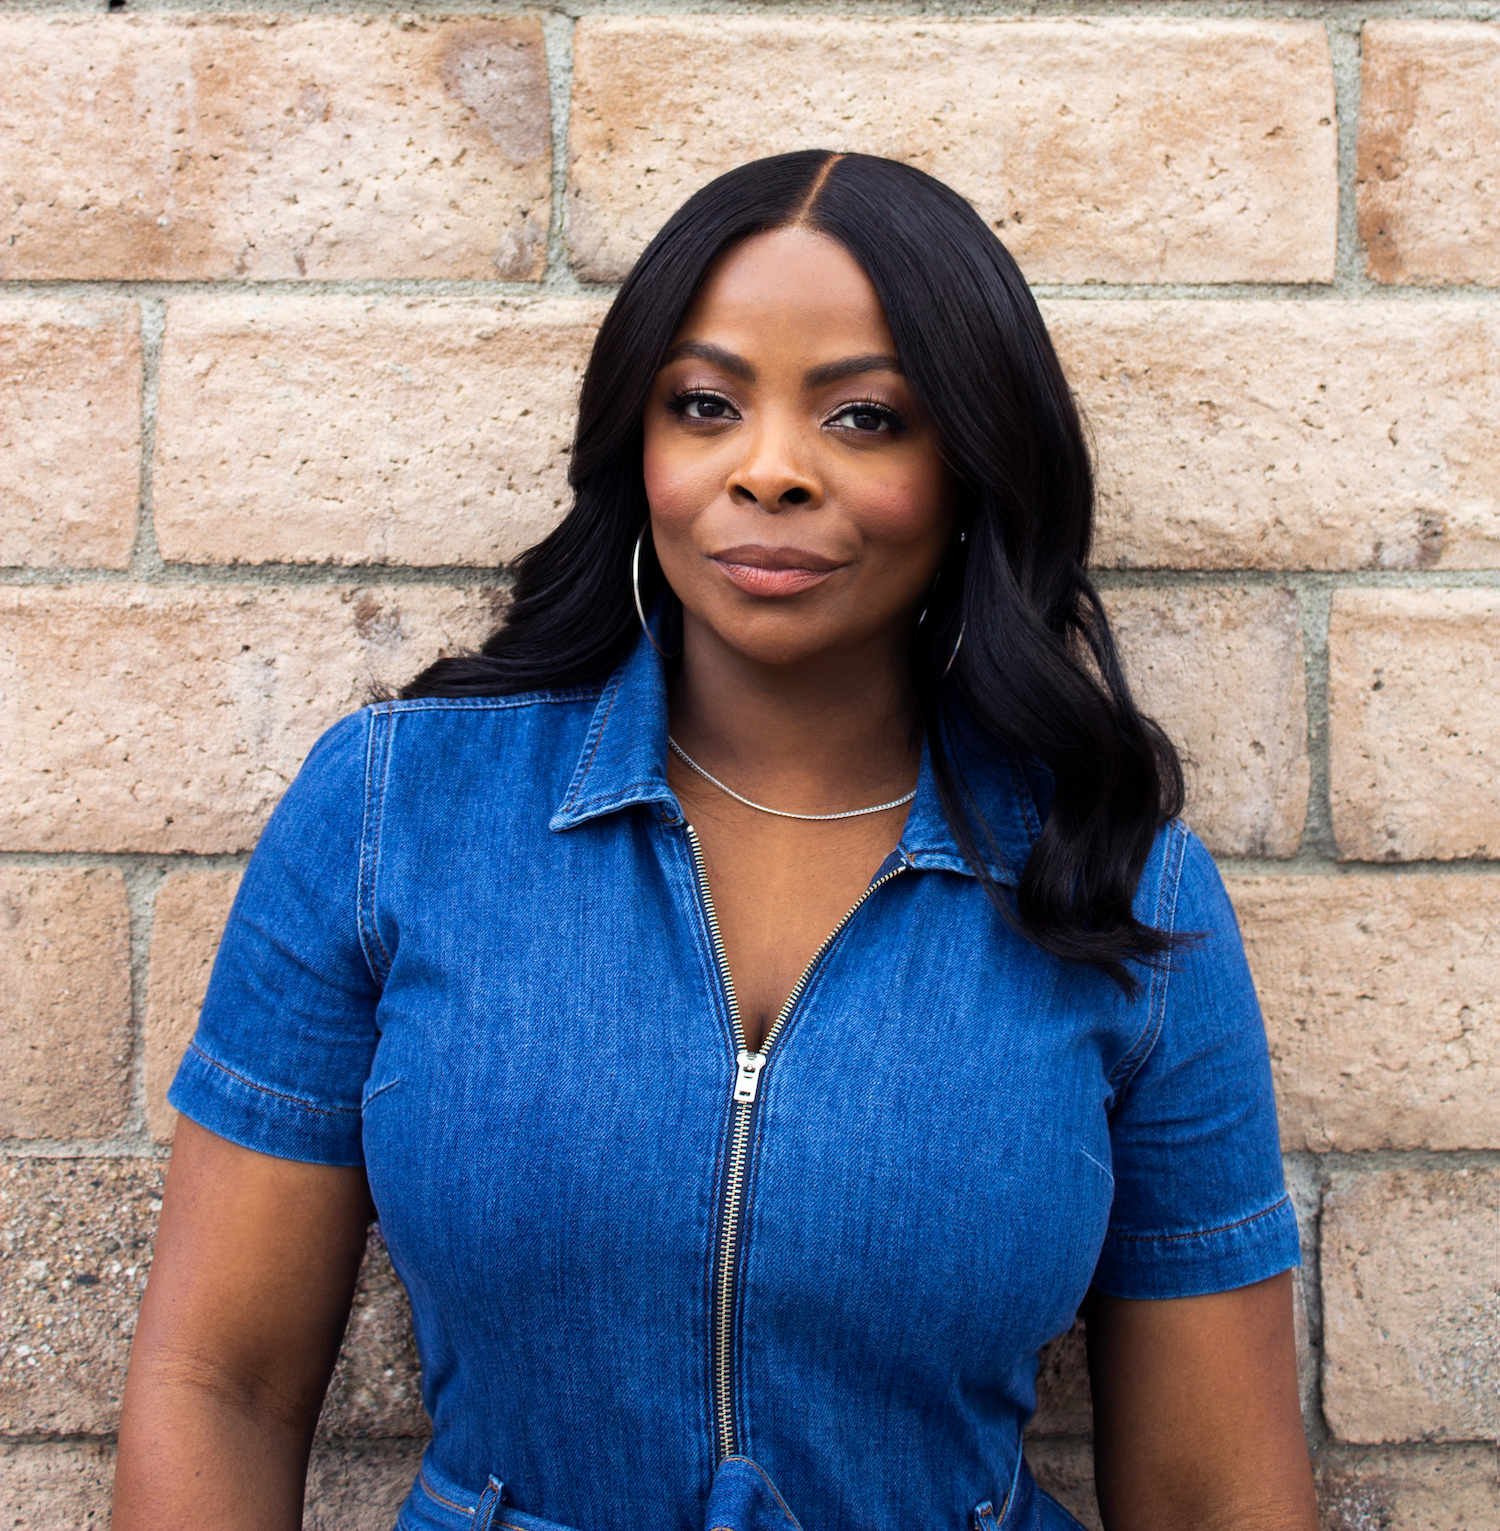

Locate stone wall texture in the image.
[1,4,1495,1528]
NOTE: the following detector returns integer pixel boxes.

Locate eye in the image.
[669,390,740,422]
[827,402,903,434]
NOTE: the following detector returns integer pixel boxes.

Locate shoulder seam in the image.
[357,708,395,985]
[367,688,602,717]
[1107,819,1190,1092]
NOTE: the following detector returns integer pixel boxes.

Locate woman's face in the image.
[643,226,956,669]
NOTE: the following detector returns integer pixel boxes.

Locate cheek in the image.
[642,424,721,529]
[834,451,953,549]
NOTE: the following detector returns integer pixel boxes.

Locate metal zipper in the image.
[684,824,909,1464]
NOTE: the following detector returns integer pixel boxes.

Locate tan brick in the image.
[1032,1318,1091,1438]
[0,869,131,1141]
[145,870,241,1144]
[306,1441,427,1531]
[1046,301,1500,572]
[0,15,550,281]
[1230,874,1500,1152]
[317,1227,427,1441]
[1106,588,1308,858]
[0,584,497,854]
[1329,591,1500,862]
[0,300,141,569]
[0,1163,421,1437]
[1025,1439,1100,1531]
[1322,1168,1499,1444]
[155,297,606,568]
[0,1158,163,1434]
[568,19,1335,285]
[0,1441,114,1529]
[1316,1446,1500,1531]
[1359,23,1500,285]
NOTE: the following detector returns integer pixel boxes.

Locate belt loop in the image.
[475,1476,506,1531]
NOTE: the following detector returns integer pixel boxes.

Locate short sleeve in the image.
[1093,826,1299,1299]
[168,711,381,1167]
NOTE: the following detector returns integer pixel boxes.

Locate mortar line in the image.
[1297,585,1335,858]
[1091,569,1500,590]
[127,299,166,578]
[1328,9,1366,288]
[541,11,580,291]
[9,851,1500,882]
[0,564,517,587]
[6,280,1500,301]
[3,566,1499,588]
[13,1,1500,21]
[119,865,167,1154]
[0,850,253,870]
[1,1139,173,1160]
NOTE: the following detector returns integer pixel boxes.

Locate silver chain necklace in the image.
[667,737,917,822]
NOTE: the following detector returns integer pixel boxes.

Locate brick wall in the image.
[2,4,1497,1527]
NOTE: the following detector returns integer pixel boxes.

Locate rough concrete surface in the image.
[0,583,499,853]
[305,1440,429,1531]
[1231,874,1500,1152]
[1032,1317,1091,1439]
[144,869,242,1143]
[0,868,132,1142]
[1359,22,1500,285]
[0,1440,114,1530]
[154,297,607,567]
[1329,589,1500,862]
[1026,1438,1101,1531]
[0,1158,164,1435]
[1316,1445,1500,1531]
[0,1160,428,1442]
[1322,1167,1499,1444]
[0,299,142,570]
[1048,300,1500,572]
[317,1228,428,1442]
[568,18,1336,284]
[0,1435,431,1530]
[1106,586,1309,858]
[0,14,551,280]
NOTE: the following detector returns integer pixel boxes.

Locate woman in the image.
[115,152,1317,1531]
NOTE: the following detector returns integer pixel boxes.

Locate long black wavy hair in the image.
[404,150,1184,988]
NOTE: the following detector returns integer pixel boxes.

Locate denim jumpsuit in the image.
[172,631,1298,1531]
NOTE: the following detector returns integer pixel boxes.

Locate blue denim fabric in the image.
[172,629,1298,1531]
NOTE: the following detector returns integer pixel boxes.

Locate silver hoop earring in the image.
[941,623,966,679]
[916,606,964,678]
[632,524,679,659]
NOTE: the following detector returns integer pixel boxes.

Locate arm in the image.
[113,1116,374,1531]
[1086,1271,1316,1531]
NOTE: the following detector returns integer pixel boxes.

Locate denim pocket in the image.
[975,1450,1042,1531]
[975,1454,1091,1531]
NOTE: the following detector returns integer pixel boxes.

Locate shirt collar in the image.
[550,631,1045,890]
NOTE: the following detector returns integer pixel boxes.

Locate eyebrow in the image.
[661,341,756,381]
[661,343,903,390]
[802,353,903,387]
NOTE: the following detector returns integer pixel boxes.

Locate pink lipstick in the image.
[710,544,844,598]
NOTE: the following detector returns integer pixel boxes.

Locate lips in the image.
[710,544,844,598]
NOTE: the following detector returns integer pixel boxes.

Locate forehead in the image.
[669,227,896,357]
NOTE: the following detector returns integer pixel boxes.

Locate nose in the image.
[726,418,822,513]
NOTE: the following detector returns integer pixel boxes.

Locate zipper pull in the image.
[733,1050,767,1103]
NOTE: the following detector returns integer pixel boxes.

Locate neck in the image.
[666,613,920,807]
